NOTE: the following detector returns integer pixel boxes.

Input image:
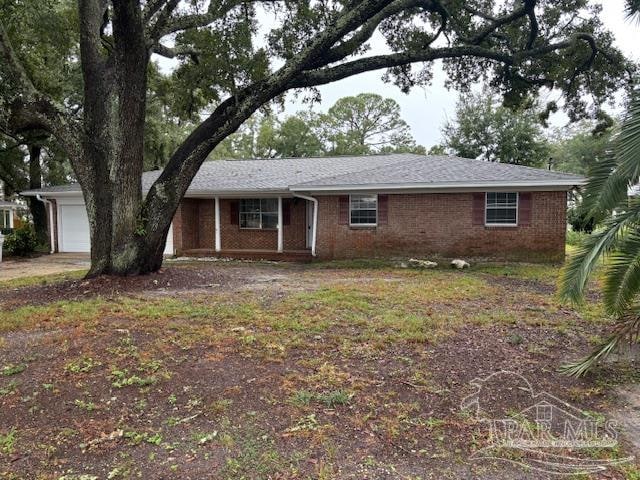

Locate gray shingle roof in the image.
[292,154,584,188]
[21,153,584,197]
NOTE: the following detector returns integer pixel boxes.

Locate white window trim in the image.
[349,194,378,227]
[239,198,279,230]
[0,209,12,230]
[485,192,519,227]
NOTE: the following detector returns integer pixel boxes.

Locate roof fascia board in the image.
[185,190,291,198]
[21,191,84,198]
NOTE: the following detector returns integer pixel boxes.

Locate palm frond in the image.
[603,224,640,316]
[558,208,640,304]
[615,94,640,181]
[579,149,625,219]
[626,0,640,22]
[559,313,640,377]
[580,94,640,217]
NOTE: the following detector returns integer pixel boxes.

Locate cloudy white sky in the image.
[280,0,639,149]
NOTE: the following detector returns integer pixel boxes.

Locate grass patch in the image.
[474,263,560,284]
[0,269,87,289]
[291,389,353,408]
[110,368,157,388]
[309,258,398,270]
[65,356,101,374]
[1,364,26,376]
[0,428,17,454]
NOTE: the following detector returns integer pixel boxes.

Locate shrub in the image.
[2,225,37,257]
[567,207,596,233]
[566,228,589,246]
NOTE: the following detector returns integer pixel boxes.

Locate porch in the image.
[181,248,313,262]
[173,196,317,261]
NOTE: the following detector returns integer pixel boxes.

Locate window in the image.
[0,210,10,229]
[350,194,377,226]
[485,192,518,226]
[239,199,278,229]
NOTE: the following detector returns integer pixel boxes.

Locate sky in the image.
[156,1,639,150]
[280,0,639,149]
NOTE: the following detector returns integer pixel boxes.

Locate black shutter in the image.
[378,195,388,225]
[283,199,291,226]
[230,200,239,225]
[338,196,349,225]
[518,192,532,226]
[472,193,485,226]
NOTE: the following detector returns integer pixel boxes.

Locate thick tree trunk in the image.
[76,0,335,277]
[79,0,159,277]
[26,144,48,245]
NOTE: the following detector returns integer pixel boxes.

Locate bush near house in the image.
[3,224,37,257]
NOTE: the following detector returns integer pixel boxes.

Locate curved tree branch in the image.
[0,18,81,163]
[290,45,514,88]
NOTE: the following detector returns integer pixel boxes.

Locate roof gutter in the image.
[289,179,586,192]
[22,191,83,198]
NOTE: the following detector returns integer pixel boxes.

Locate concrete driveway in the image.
[0,253,90,281]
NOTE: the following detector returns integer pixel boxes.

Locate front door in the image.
[306,200,313,249]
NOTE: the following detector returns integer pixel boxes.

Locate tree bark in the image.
[26,144,48,245]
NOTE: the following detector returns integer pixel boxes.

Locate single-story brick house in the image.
[22,153,584,261]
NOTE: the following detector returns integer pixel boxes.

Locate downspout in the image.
[293,193,318,257]
[36,194,55,254]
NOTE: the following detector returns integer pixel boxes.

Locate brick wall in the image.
[172,198,200,251]
[315,191,567,261]
[172,191,567,260]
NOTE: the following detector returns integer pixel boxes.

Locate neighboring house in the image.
[0,201,19,232]
[21,153,584,261]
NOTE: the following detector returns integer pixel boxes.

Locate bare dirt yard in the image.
[0,258,639,479]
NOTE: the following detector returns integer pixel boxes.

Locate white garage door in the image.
[58,203,174,255]
[59,204,90,252]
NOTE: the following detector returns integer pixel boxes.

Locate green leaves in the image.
[210,93,424,159]
[324,93,423,155]
[441,90,550,166]
[558,94,640,376]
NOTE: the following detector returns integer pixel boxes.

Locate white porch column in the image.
[214,196,221,252]
[277,196,283,253]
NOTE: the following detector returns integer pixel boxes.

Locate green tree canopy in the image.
[212,94,424,158]
[441,91,551,166]
[548,114,616,175]
[323,93,424,154]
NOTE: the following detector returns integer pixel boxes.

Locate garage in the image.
[56,199,174,254]
[58,204,91,252]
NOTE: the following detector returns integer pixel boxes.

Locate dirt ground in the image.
[0,253,90,281]
[0,259,638,479]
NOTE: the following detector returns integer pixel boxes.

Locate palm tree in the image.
[558,0,640,377]
[559,91,640,376]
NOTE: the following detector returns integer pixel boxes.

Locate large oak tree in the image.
[0,0,633,276]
